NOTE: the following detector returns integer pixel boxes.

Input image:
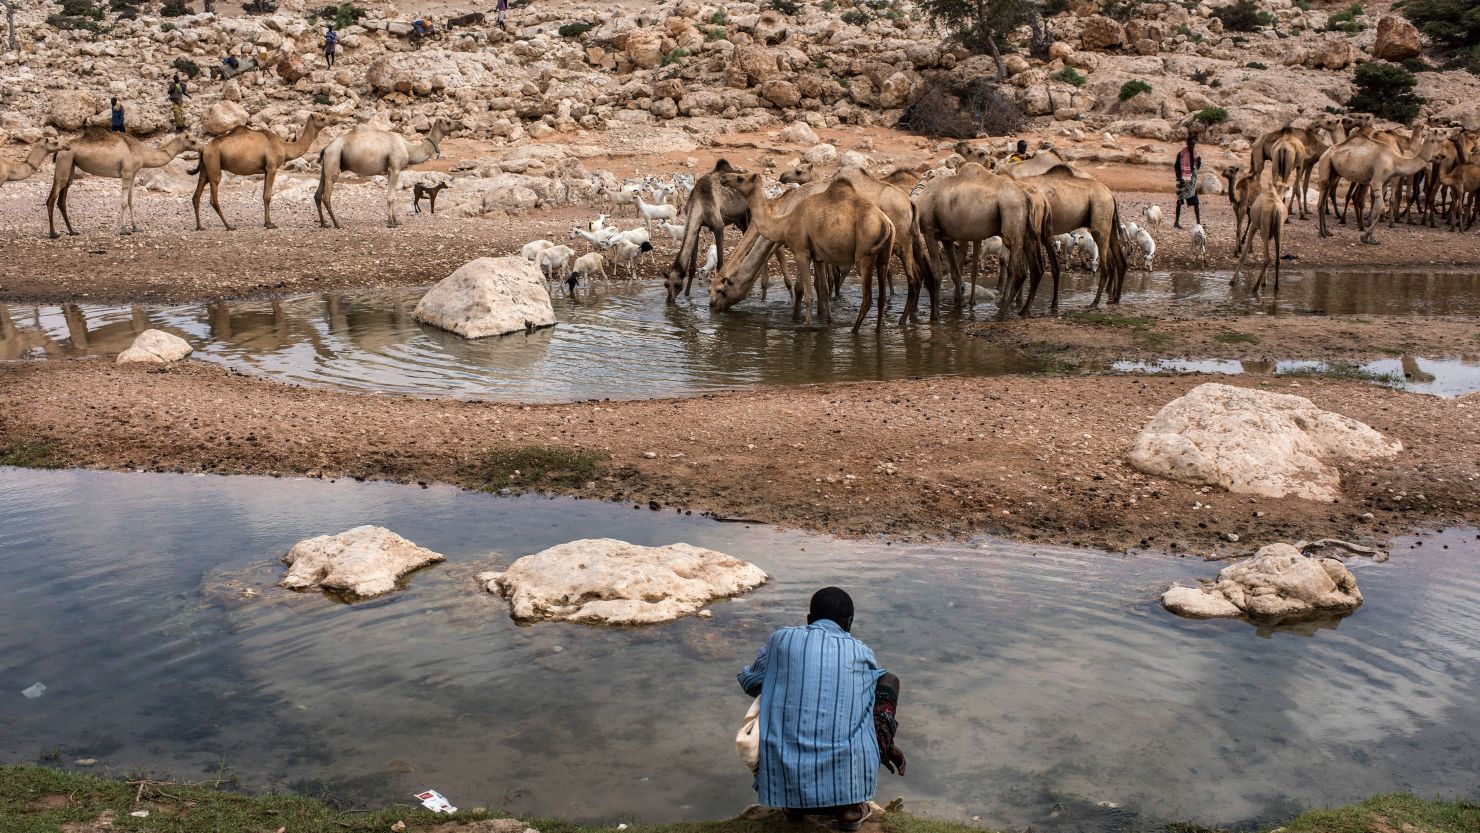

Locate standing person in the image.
[109,97,125,133]
[167,75,190,131]
[738,587,906,832]
[323,24,338,67]
[495,0,508,30]
[1174,132,1202,229]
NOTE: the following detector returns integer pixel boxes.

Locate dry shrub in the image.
[900,73,1026,139]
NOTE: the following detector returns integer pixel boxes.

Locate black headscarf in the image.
[808,587,854,631]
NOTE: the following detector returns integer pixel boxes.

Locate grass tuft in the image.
[0,440,60,469]
[1213,331,1259,345]
[1066,311,1158,329]
[463,445,601,492]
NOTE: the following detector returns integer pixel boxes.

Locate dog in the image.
[412,181,450,215]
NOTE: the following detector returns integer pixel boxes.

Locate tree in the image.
[1347,61,1424,124]
[2,0,18,53]
[918,0,1053,82]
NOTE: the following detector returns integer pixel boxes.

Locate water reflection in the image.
[1111,355,1480,398]
[1,468,1478,831]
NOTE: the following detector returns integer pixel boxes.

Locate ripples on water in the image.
[2,468,1477,830]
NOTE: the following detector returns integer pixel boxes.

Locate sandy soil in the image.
[2,360,1475,555]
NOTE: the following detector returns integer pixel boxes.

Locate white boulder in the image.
[280,525,445,599]
[778,121,820,146]
[412,256,556,338]
[1127,383,1400,502]
[202,101,249,135]
[1162,543,1363,621]
[478,539,768,625]
[116,329,192,364]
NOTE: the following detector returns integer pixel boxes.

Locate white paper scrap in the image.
[414,789,457,814]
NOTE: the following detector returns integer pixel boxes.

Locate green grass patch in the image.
[0,440,60,469]
[463,445,601,492]
[1213,331,1259,345]
[1052,67,1085,87]
[1133,330,1172,348]
[1066,311,1157,329]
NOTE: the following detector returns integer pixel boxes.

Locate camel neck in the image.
[284,122,320,160]
[743,190,786,240]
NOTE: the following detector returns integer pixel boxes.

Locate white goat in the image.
[606,227,651,249]
[570,252,608,284]
[635,195,677,227]
[608,239,654,279]
[1051,232,1073,258]
[1068,228,1099,274]
[696,243,718,283]
[571,226,617,248]
[537,244,575,281]
[1190,223,1208,262]
[588,214,610,233]
[661,221,687,241]
[1129,226,1156,271]
[1141,204,1164,228]
[521,239,556,261]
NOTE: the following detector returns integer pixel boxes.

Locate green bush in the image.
[47,0,105,29]
[709,10,727,25]
[770,0,801,15]
[1212,0,1274,33]
[1103,0,1142,21]
[1403,0,1480,74]
[1327,3,1364,35]
[1119,79,1152,101]
[1194,106,1228,124]
[172,56,201,78]
[704,27,726,41]
[660,47,691,66]
[1245,60,1267,69]
[1347,61,1425,123]
[558,21,592,37]
[1294,0,1310,9]
[109,0,140,20]
[315,3,364,29]
[1052,67,1085,86]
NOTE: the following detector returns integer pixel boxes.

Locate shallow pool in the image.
[1111,356,1480,397]
[2,468,1477,830]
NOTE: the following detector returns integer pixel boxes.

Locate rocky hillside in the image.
[2,0,1478,159]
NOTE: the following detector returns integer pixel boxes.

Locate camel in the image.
[718,171,894,331]
[1316,133,1445,244]
[1,137,67,188]
[1435,138,1480,231]
[1265,133,1306,220]
[46,129,203,238]
[1006,164,1127,308]
[1232,167,1287,294]
[1249,115,1341,218]
[313,118,452,228]
[192,112,330,231]
[779,162,815,185]
[663,159,750,303]
[1222,165,1252,247]
[834,167,936,323]
[709,181,826,313]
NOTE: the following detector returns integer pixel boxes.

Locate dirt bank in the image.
[2,360,1474,555]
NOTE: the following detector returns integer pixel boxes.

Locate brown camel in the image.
[779,161,816,185]
[192,113,330,231]
[709,181,825,314]
[1222,165,1252,248]
[1007,164,1127,307]
[914,163,1042,320]
[663,159,750,303]
[834,167,936,323]
[1249,115,1341,218]
[1266,134,1306,220]
[1435,138,1480,231]
[1,137,68,188]
[1232,168,1287,294]
[1316,133,1445,244]
[314,118,453,228]
[46,129,203,238]
[719,171,894,331]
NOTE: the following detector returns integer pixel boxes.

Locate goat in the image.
[1068,228,1099,274]
[696,243,718,283]
[1141,204,1164,228]
[635,195,677,227]
[1190,223,1208,262]
[537,244,575,281]
[567,252,607,293]
[661,221,686,241]
[608,239,654,279]
[412,181,450,214]
[571,226,617,248]
[606,227,651,249]
[1129,226,1156,271]
[521,239,556,261]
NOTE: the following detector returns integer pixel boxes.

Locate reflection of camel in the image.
[46,129,203,237]
[1,137,67,188]
[663,159,750,303]
[1399,356,1435,383]
[192,113,329,230]
[313,118,452,228]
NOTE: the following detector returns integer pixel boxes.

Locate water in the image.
[0,287,1036,402]
[1112,356,1480,397]
[2,467,1478,830]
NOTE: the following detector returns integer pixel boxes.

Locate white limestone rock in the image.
[280,525,445,599]
[202,100,249,136]
[116,329,192,364]
[1162,543,1363,622]
[1127,383,1400,502]
[478,539,768,625]
[412,256,556,339]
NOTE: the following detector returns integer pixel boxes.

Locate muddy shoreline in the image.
[2,360,1474,555]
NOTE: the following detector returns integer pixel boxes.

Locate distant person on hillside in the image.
[496,0,509,30]
[324,24,338,67]
[223,54,240,72]
[738,587,905,832]
[1174,132,1202,229]
[110,97,125,133]
[167,75,190,130]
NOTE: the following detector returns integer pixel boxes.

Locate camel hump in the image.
[1042,163,1079,178]
[713,158,735,173]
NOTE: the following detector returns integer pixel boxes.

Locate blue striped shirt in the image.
[738,620,887,809]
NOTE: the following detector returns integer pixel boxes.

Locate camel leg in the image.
[385,167,401,228]
[117,174,137,235]
[941,241,965,309]
[262,167,279,230]
[314,160,339,229]
[1272,227,1282,293]
[208,175,233,231]
[851,256,873,334]
[47,158,74,239]
[1362,188,1383,245]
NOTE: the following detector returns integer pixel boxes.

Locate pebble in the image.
[75,758,98,767]
[697,609,714,619]
[642,451,658,459]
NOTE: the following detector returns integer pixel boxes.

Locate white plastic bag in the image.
[736,698,760,773]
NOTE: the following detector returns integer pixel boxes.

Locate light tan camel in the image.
[913,163,1041,320]
[1265,133,1306,220]
[1316,133,1445,243]
[1249,115,1341,218]
[1435,139,1480,231]
[1007,164,1127,307]
[1,137,68,188]
[1232,168,1288,294]
[664,159,751,303]
[778,161,815,185]
[1222,165,1252,247]
[719,171,894,331]
[314,118,452,229]
[709,180,828,312]
[192,113,330,231]
[47,129,203,238]
[834,167,936,323]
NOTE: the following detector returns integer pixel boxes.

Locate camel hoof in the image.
[264,223,277,230]
[48,232,60,240]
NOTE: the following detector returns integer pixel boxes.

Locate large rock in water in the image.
[413,257,555,338]
[116,329,192,364]
[1162,543,1363,622]
[477,539,769,625]
[1127,383,1400,502]
[280,525,445,599]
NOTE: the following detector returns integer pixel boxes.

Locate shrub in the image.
[660,47,691,66]
[1052,67,1085,86]
[1119,79,1152,101]
[709,10,727,25]
[313,92,331,105]
[1401,57,1432,72]
[901,73,1025,138]
[1212,0,1273,33]
[109,0,140,20]
[1194,106,1228,124]
[705,27,726,41]
[770,0,801,15]
[1294,0,1310,9]
[1245,60,1267,69]
[315,3,364,29]
[558,21,592,37]
[1403,0,1480,73]
[242,0,277,12]
[48,0,106,29]
[1347,61,1424,123]
[1103,0,1142,22]
[160,0,192,16]
[172,56,201,78]
[820,0,835,9]
[1327,2,1363,35]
